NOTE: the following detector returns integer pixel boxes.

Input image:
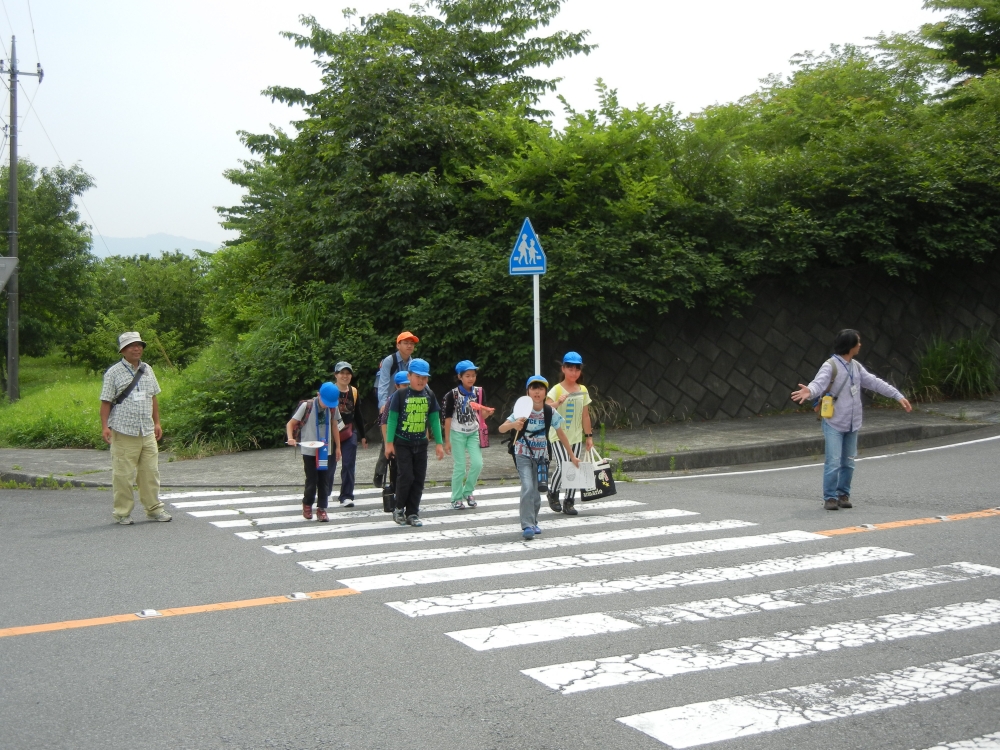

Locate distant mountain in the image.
[89,233,222,258]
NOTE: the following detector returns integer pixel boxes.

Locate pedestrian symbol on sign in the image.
[509,218,546,276]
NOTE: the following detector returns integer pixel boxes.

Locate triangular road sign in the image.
[509,218,546,275]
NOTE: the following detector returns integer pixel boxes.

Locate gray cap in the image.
[118,332,146,351]
[334,361,353,373]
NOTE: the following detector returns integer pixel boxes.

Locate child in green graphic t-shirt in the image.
[385,358,445,527]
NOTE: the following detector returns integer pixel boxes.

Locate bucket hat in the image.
[117,332,146,351]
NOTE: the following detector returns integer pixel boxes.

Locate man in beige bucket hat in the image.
[98,332,171,525]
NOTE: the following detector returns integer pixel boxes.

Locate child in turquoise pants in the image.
[442,360,495,509]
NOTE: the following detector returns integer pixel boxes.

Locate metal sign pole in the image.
[533,273,541,374]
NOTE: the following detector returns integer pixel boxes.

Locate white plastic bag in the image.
[561,453,596,490]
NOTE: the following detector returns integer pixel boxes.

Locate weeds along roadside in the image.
[0,353,181,451]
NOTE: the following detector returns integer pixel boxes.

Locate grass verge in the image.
[0,353,179,449]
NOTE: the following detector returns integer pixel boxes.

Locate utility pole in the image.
[2,37,43,403]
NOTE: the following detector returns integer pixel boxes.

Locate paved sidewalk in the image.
[1,398,997,489]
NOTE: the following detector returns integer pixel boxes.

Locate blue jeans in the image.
[515,454,542,530]
[338,432,358,502]
[822,419,858,501]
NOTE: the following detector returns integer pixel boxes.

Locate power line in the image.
[0,3,11,60]
[17,87,113,256]
[24,0,38,64]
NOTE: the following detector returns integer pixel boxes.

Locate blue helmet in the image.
[562,351,583,365]
[393,371,410,385]
[408,358,431,377]
[455,360,478,375]
[318,381,339,406]
[525,374,549,389]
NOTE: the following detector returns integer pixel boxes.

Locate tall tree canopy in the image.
[0,161,94,366]
[169,0,1000,447]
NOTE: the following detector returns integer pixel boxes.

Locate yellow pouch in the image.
[820,395,835,418]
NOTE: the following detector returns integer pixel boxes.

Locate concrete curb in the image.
[0,471,108,489]
[620,423,984,473]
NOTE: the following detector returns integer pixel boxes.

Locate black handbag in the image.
[381,457,396,513]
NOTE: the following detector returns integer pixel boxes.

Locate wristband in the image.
[584,433,593,438]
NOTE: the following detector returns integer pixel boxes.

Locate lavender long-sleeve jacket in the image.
[805,356,904,433]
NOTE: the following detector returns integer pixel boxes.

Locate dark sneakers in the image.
[824,498,839,511]
[407,515,423,527]
[547,492,562,513]
[563,499,578,516]
[838,495,852,508]
[392,508,407,525]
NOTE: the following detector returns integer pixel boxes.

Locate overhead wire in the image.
[25,0,37,64]
[0,1,11,60]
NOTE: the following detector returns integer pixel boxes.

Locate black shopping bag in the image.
[381,457,396,513]
[580,449,616,501]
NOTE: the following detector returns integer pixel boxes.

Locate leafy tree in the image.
[921,0,1000,78]
[0,161,94,368]
[172,0,595,445]
[171,1,1000,448]
[73,251,210,368]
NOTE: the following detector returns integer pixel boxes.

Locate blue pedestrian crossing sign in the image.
[509,218,546,275]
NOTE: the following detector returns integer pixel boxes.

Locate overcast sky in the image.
[1,0,937,245]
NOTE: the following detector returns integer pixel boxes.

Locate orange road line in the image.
[817,508,1000,536]
[0,588,359,639]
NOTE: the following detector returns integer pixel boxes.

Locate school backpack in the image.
[506,404,553,466]
[372,351,403,403]
[291,398,314,443]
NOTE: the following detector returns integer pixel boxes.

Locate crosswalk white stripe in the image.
[264,509,700,554]
[236,499,644,540]
[386,547,911,617]
[447,562,1000,651]
[300,520,757,571]
[339,530,825,592]
[617,649,1000,749]
[213,498,641,529]
[189,493,523,518]
[526,598,1000,694]
[172,494,302,509]
[171,485,546,510]
[161,490,254,500]
[913,731,1000,750]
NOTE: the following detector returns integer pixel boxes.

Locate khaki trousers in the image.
[110,430,163,518]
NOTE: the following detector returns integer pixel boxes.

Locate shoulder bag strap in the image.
[113,363,146,405]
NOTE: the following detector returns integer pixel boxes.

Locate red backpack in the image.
[291,398,315,442]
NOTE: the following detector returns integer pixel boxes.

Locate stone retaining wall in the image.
[553,255,1000,426]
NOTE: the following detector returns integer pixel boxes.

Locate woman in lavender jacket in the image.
[791,329,913,511]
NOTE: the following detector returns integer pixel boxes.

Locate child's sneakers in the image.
[522,526,535,540]
[547,492,562,512]
[532,525,542,535]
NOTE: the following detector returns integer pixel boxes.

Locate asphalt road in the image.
[2,426,999,750]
